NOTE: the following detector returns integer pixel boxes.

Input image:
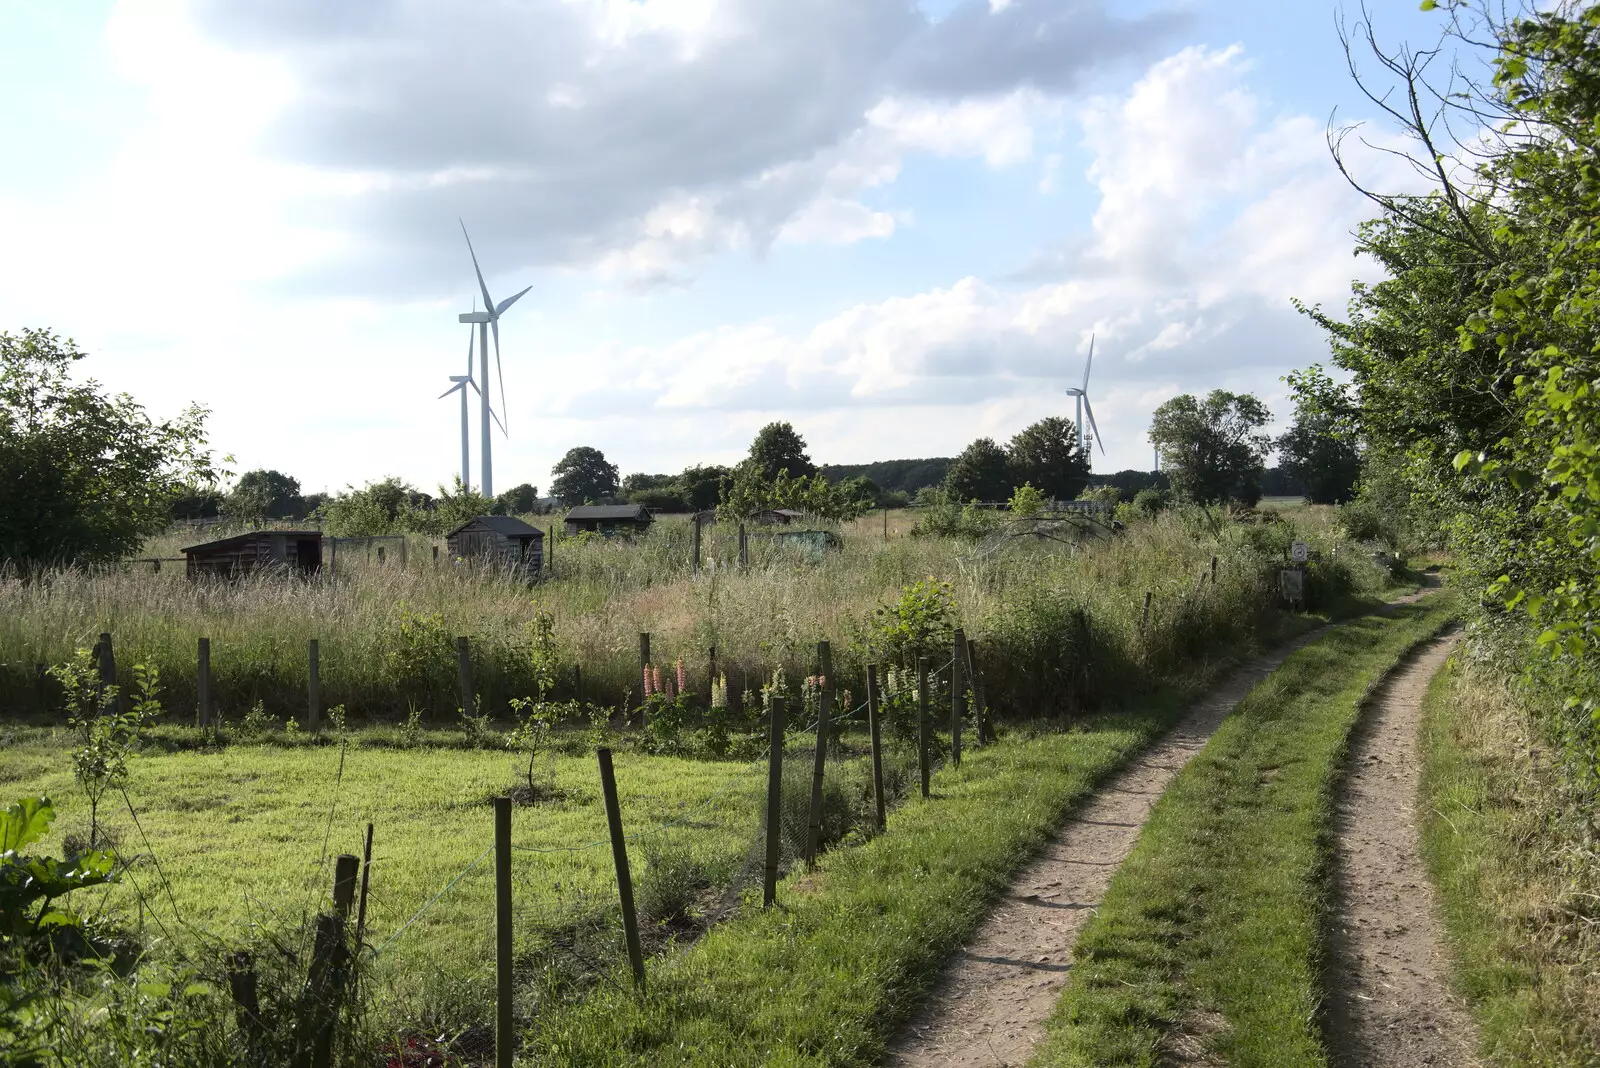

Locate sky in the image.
[0,0,1451,496]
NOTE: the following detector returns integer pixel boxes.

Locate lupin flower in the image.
[643,664,654,697]
[676,658,687,695]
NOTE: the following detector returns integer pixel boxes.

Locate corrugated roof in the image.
[181,530,322,554]
[445,515,545,538]
[564,504,653,521]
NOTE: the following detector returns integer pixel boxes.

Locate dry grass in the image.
[0,508,1391,724]
[1419,657,1600,1065]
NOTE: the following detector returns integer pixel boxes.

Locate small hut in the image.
[563,504,654,537]
[182,530,323,579]
[752,508,805,526]
[445,515,545,569]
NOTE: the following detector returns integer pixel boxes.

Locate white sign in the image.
[1290,540,1309,563]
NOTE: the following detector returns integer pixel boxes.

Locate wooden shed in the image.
[563,504,654,537]
[445,515,545,569]
[181,530,323,579]
[752,507,804,526]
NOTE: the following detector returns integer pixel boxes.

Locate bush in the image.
[1132,487,1171,516]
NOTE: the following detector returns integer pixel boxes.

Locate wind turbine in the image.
[456,220,531,498]
[439,318,480,491]
[1065,334,1105,456]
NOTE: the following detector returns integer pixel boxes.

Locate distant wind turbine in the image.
[439,317,481,491]
[1064,334,1105,456]
[456,220,531,498]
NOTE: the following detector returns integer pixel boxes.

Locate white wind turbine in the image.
[456,220,531,498]
[1064,334,1105,456]
[438,314,482,491]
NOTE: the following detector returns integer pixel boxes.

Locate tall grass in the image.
[0,509,1391,725]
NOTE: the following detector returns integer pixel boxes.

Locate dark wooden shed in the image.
[752,507,804,526]
[445,515,545,569]
[563,504,654,537]
[181,530,323,579]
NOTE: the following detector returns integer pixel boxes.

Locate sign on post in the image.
[1290,540,1309,563]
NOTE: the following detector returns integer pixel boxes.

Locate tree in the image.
[1276,366,1362,504]
[747,421,815,481]
[0,328,218,569]
[622,472,674,495]
[313,476,424,535]
[944,438,1012,503]
[494,483,539,515]
[551,446,619,505]
[1006,417,1090,501]
[1148,391,1272,506]
[678,464,733,511]
[223,469,304,522]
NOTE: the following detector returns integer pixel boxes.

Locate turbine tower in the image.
[456,220,531,498]
[1064,334,1105,456]
[439,322,480,490]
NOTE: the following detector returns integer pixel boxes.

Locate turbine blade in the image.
[438,382,464,399]
[489,404,507,435]
[460,219,496,317]
[1082,395,1105,455]
[492,319,507,437]
[465,320,475,374]
[495,285,531,316]
[1083,334,1094,392]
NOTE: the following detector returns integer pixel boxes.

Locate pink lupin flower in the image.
[643,665,654,697]
[675,658,687,695]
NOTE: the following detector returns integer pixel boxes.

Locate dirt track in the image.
[883,630,1330,1067]
[1325,634,1481,1067]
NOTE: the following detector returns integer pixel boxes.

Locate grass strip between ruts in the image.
[1417,656,1600,1066]
[1028,594,1459,1068]
[516,681,1205,1066]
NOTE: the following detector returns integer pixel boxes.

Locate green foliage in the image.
[868,578,958,673]
[944,437,1012,503]
[715,464,870,522]
[1007,416,1091,501]
[312,476,429,535]
[382,603,456,712]
[817,457,952,495]
[49,652,158,848]
[1132,487,1171,516]
[1277,366,1362,504]
[222,469,305,523]
[1009,482,1047,518]
[746,421,815,481]
[1306,4,1600,775]
[1148,390,1272,506]
[909,487,1001,539]
[0,795,117,954]
[551,446,620,505]
[0,328,220,569]
[493,482,540,515]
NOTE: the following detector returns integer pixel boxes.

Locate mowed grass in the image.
[1418,658,1600,1066]
[1029,594,1459,1068]
[0,729,774,1013]
[516,687,1207,1066]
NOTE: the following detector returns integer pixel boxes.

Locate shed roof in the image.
[182,530,323,555]
[565,504,653,522]
[445,515,545,539]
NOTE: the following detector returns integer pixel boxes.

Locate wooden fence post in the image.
[355,823,374,948]
[917,657,931,798]
[883,506,889,541]
[865,664,886,831]
[377,547,385,565]
[692,512,703,574]
[596,749,646,989]
[1140,590,1152,633]
[432,545,439,566]
[494,796,514,1068]
[763,698,786,907]
[457,637,474,716]
[1210,555,1218,585]
[305,911,347,1068]
[951,629,966,769]
[639,633,650,676]
[965,639,989,745]
[307,640,321,733]
[197,637,211,729]
[548,527,554,573]
[738,523,748,569]
[97,632,119,712]
[329,537,336,579]
[804,641,832,866]
[226,950,262,1049]
[332,854,359,914]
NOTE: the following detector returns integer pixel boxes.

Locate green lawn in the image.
[1029,594,1458,1068]
[0,729,778,1018]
